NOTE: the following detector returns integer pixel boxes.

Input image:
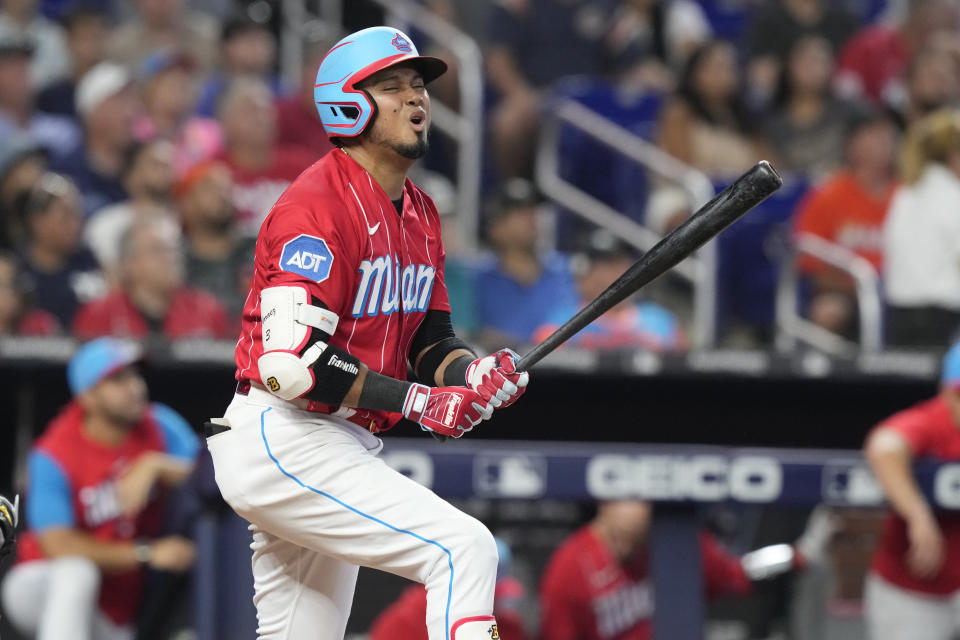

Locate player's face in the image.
[597,500,652,562]
[87,366,148,427]
[362,65,430,160]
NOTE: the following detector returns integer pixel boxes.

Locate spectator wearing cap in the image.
[474,178,579,346]
[84,139,176,283]
[863,342,960,640]
[274,43,334,161]
[793,108,899,338]
[0,0,69,90]
[107,0,217,74]
[36,4,111,118]
[73,216,229,340]
[0,337,197,639]
[0,251,58,335]
[533,231,687,352]
[214,76,314,236]
[194,15,286,118]
[133,48,224,174]
[884,108,960,347]
[17,172,105,328]
[51,61,137,215]
[178,160,254,319]
[0,133,45,247]
[0,32,79,159]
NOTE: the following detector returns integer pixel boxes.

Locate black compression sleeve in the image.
[357,370,412,412]
[442,355,472,387]
[409,310,456,360]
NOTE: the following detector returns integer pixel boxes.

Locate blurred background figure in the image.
[273,42,334,162]
[177,160,254,320]
[84,138,175,283]
[214,76,313,236]
[657,39,761,182]
[0,250,57,335]
[53,61,138,215]
[605,0,712,75]
[863,342,960,639]
[883,108,960,347]
[793,108,899,338]
[369,537,529,640]
[0,133,45,248]
[534,231,687,352]
[0,337,197,640]
[901,42,960,126]
[474,178,578,348]
[73,217,229,339]
[0,0,69,90]
[16,172,104,331]
[107,0,218,73]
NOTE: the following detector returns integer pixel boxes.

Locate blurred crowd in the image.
[1,0,959,356]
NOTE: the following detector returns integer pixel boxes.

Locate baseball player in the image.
[863,342,960,640]
[205,26,528,640]
[0,494,18,559]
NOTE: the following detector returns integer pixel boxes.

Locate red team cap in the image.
[313,26,447,138]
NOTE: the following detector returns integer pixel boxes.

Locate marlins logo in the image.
[391,32,412,52]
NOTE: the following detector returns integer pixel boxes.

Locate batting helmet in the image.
[314,27,447,138]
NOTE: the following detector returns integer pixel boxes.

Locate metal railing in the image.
[281,0,485,250]
[775,232,884,355]
[535,98,719,347]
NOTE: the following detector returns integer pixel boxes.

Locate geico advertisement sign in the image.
[586,455,783,502]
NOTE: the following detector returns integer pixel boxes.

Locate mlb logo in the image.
[391,33,412,52]
[474,453,546,498]
[822,463,884,506]
[279,235,335,283]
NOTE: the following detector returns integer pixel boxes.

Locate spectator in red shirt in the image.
[215,77,315,236]
[835,0,959,109]
[793,108,899,337]
[864,342,960,640]
[539,500,800,640]
[274,43,334,162]
[73,216,229,339]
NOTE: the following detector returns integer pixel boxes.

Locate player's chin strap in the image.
[451,616,500,640]
[257,286,361,404]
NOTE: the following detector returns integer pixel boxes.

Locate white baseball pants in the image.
[1,556,134,640]
[208,388,499,640]
[865,573,960,640]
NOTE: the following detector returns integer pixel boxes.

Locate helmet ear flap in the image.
[359,88,378,135]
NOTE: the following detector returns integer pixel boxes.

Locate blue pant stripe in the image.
[258,407,454,639]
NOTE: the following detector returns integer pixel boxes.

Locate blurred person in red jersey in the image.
[657,39,762,182]
[533,231,686,352]
[107,0,217,74]
[274,43,334,161]
[177,160,254,319]
[215,76,315,236]
[0,337,198,640]
[36,4,111,118]
[539,500,803,640]
[17,172,106,329]
[793,107,899,337]
[0,133,45,248]
[84,138,176,283]
[369,537,529,640]
[884,108,960,347]
[0,251,59,335]
[863,342,960,639]
[835,0,959,109]
[52,62,139,216]
[73,216,229,339]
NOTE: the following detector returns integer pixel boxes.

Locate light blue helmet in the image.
[314,26,447,138]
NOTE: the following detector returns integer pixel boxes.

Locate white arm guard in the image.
[258,286,340,401]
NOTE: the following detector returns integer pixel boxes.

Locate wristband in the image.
[134,540,152,565]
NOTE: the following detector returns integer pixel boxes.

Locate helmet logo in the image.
[391,33,413,52]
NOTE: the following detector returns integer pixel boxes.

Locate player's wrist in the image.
[356,370,411,414]
[134,540,152,566]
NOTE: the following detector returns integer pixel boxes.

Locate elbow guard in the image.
[256,286,360,403]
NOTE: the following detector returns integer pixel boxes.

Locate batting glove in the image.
[0,495,19,559]
[466,348,529,409]
[403,383,493,438]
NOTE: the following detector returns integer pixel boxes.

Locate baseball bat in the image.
[514,160,782,372]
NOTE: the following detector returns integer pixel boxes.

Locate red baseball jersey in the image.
[17,402,168,624]
[870,396,960,594]
[235,149,450,431]
[539,526,750,640]
[73,288,230,340]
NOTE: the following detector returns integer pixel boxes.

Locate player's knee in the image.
[50,555,100,595]
[454,516,499,574]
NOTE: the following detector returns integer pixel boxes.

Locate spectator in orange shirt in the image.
[793,108,899,336]
[73,216,229,340]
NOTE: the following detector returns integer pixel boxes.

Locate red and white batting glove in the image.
[402,383,493,438]
[465,348,529,409]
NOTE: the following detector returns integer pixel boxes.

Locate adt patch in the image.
[279,235,334,283]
